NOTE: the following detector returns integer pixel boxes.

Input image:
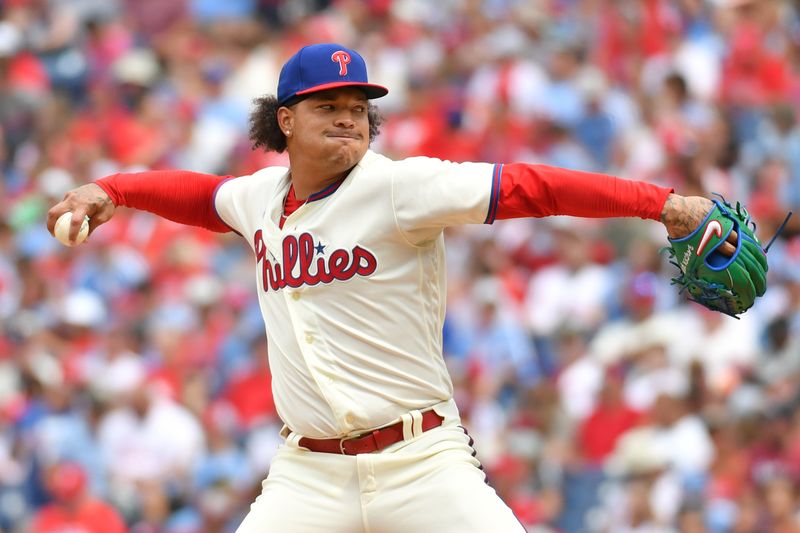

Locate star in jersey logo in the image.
[315,241,326,255]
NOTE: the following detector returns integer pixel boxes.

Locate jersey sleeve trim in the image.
[212,176,240,235]
[483,163,503,224]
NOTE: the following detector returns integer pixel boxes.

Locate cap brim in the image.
[295,81,389,100]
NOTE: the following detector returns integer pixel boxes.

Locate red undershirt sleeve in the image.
[489,163,673,222]
[96,170,233,233]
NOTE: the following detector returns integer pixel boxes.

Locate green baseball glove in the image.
[665,198,767,317]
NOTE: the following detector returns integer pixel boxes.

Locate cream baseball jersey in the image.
[214,150,500,438]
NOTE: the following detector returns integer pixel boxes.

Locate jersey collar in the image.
[307,179,345,202]
[302,150,379,203]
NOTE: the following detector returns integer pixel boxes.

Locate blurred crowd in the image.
[1,0,800,531]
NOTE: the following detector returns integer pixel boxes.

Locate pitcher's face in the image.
[282,88,370,174]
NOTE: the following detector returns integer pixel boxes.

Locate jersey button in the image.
[305,333,314,344]
[345,414,355,425]
[292,292,301,301]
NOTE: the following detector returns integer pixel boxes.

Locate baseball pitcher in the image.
[48,44,769,532]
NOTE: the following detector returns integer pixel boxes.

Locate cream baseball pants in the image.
[235,400,525,533]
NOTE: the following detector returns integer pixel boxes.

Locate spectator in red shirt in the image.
[578,367,642,465]
[222,339,276,429]
[31,462,127,533]
[720,22,790,109]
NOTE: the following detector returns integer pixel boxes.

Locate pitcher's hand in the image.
[661,194,737,256]
[47,183,116,242]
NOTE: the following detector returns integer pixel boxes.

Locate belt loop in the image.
[400,412,414,441]
[288,432,305,449]
[410,409,423,438]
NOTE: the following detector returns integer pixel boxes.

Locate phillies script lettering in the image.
[253,230,377,292]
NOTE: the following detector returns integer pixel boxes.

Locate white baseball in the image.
[54,212,89,246]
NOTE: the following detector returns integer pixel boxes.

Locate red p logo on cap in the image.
[331,50,351,76]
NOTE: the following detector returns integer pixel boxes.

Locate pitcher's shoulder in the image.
[358,150,393,169]
[358,150,442,177]
[246,165,290,184]
[224,166,288,191]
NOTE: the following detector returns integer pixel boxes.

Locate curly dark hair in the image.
[249,96,384,153]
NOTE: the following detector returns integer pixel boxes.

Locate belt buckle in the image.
[338,432,363,455]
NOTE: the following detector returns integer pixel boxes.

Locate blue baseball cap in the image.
[277,43,389,106]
